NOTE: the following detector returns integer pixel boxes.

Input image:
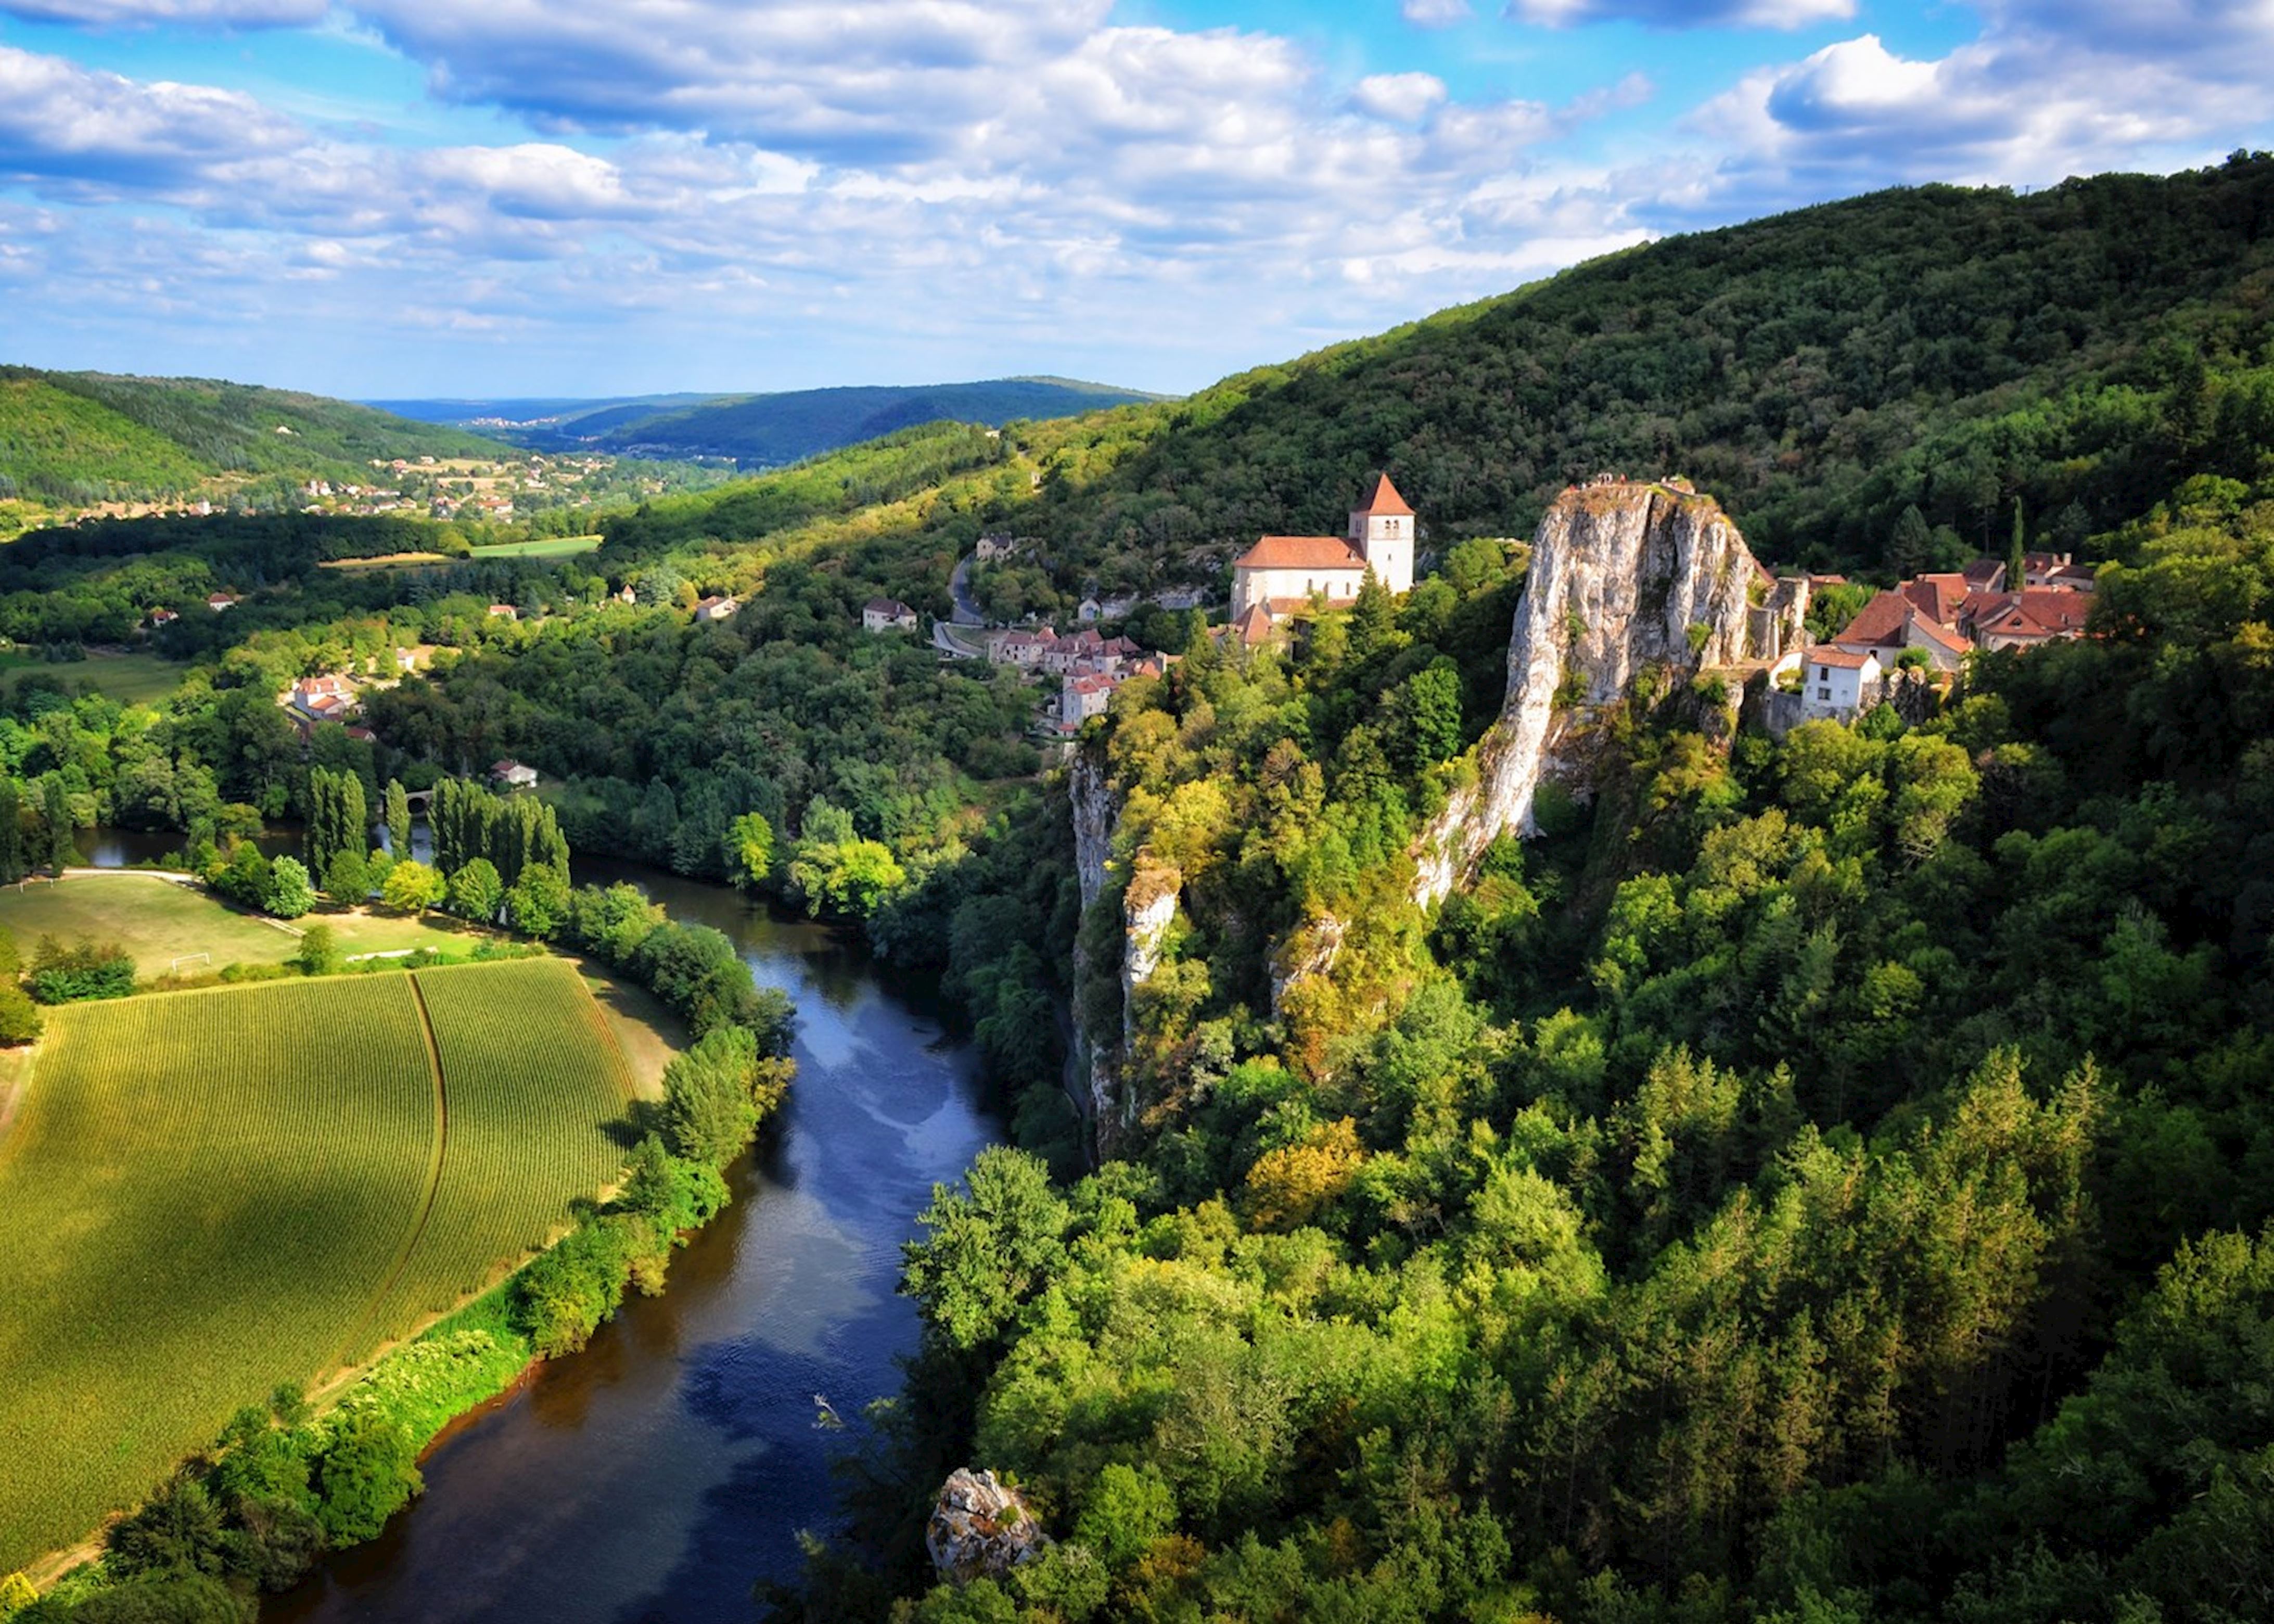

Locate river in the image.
[265,864,1000,1623]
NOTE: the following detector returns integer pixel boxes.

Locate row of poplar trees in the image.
[429,776,569,885]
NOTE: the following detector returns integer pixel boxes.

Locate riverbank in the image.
[3,871,790,1615]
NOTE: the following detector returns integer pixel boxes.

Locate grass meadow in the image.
[0,874,471,974]
[0,958,637,1571]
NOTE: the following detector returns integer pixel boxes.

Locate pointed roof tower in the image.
[1352,472,1413,518]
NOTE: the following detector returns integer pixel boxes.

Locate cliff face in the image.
[1414,482,1766,905]
[1066,750,1180,1154]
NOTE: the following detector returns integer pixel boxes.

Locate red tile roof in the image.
[1830,590,1914,651]
[1351,473,1413,517]
[1810,648,1876,670]
[1233,535,1366,571]
[1234,604,1274,646]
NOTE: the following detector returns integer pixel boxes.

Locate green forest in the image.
[0,369,496,513]
[6,156,2274,1623]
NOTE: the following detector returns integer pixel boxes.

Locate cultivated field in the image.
[0,958,636,1571]
[0,874,470,971]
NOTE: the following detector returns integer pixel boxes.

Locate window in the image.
[1816,667,1829,681]
[1818,687,1831,701]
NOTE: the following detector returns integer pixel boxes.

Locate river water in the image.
[265,865,1000,1623]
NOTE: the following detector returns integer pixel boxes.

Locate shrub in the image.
[26,936,134,1003]
[312,1410,421,1544]
[264,857,314,920]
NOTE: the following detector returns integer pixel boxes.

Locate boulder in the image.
[926,1467,1049,1583]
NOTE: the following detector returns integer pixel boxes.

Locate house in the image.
[1829,584,1972,673]
[863,597,920,633]
[1061,672,1118,730]
[487,604,518,620]
[1972,589,2093,651]
[1229,475,1416,625]
[1801,648,1881,720]
[283,675,362,737]
[491,759,539,790]
[1230,603,1276,648]
[617,584,638,605]
[695,595,742,623]
[2021,551,2098,591]
[392,648,419,674]
[207,593,238,612]
[1077,596,1103,624]
[989,628,1055,669]
[974,533,1027,564]
[147,608,178,628]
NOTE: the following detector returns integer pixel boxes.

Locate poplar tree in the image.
[40,779,73,874]
[0,781,24,885]
[385,780,412,856]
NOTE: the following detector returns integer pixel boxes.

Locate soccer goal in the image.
[170,953,212,975]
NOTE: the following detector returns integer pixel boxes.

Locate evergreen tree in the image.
[1890,504,1933,578]
[2009,496,2027,591]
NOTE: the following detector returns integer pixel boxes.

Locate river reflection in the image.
[269,864,999,1623]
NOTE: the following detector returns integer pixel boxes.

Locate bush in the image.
[292,924,341,977]
[0,983,42,1043]
[312,1410,420,1544]
[25,937,134,1003]
[514,1216,638,1357]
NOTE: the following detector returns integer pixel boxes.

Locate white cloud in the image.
[1351,72,1450,123]
[1506,0,1856,28]
[0,0,322,22]
[0,45,302,194]
[1688,8,2274,206]
[1401,0,1472,25]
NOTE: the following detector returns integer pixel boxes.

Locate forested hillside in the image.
[407,376,1160,465]
[9,157,2274,1624]
[0,367,498,512]
[593,155,2274,600]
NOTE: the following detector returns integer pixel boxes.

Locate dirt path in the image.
[333,974,450,1370]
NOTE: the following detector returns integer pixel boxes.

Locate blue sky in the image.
[0,1,2267,400]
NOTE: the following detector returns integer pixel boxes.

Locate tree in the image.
[505,862,569,939]
[322,847,368,906]
[314,1410,421,1544]
[724,811,775,893]
[294,924,341,977]
[39,777,73,874]
[901,1146,1069,1352]
[0,1571,34,1620]
[660,1026,772,1166]
[2009,496,2028,592]
[264,856,314,920]
[0,985,40,1045]
[384,779,412,856]
[445,856,503,923]
[0,780,23,886]
[1890,504,1932,579]
[381,859,443,913]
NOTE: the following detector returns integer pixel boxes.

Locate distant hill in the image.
[0,367,499,512]
[376,377,1164,466]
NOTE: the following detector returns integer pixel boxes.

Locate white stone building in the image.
[1229,474,1417,624]
[1801,647,1881,720]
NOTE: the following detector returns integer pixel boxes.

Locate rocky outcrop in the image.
[1070,749,1116,913]
[927,1468,1049,1583]
[1413,480,1766,905]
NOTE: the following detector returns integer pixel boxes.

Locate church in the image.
[1229,474,1416,630]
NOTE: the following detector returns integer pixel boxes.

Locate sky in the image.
[0,1,2268,400]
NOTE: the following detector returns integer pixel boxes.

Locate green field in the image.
[0,958,635,1570]
[0,875,469,974]
[469,533,602,558]
[0,650,186,707]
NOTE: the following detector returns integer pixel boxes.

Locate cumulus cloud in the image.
[1401,0,1472,25]
[1687,5,2274,209]
[0,46,302,194]
[1351,72,1450,123]
[1506,0,1855,28]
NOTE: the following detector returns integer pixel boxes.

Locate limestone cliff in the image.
[1413,480,1767,905]
[1065,750,1180,1154]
